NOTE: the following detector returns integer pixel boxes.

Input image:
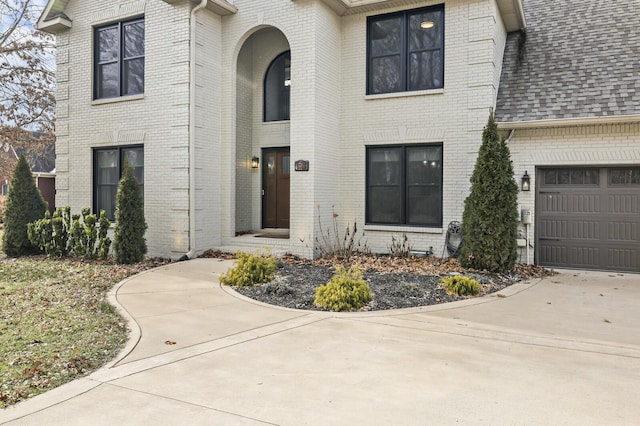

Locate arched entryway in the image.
[235,27,291,234]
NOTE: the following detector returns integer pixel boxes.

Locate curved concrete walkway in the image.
[2,259,640,425]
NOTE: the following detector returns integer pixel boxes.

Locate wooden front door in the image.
[262,148,290,229]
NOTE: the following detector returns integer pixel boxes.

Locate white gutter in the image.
[187,0,208,259]
[497,114,640,130]
[504,128,515,143]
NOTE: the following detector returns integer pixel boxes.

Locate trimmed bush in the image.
[314,265,372,312]
[2,155,47,257]
[441,275,482,296]
[460,111,519,273]
[113,161,147,264]
[220,249,278,287]
[27,206,112,259]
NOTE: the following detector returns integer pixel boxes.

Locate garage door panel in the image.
[538,244,567,266]
[570,194,600,214]
[608,248,638,271]
[570,246,600,268]
[607,222,638,242]
[608,194,638,214]
[537,167,640,272]
[538,219,568,238]
[539,193,568,213]
[570,221,600,240]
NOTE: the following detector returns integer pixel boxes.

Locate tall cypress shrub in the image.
[113,161,147,264]
[2,155,47,257]
[460,112,519,272]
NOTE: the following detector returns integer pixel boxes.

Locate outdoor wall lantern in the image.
[251,157,260,169]
[521,171,531,191]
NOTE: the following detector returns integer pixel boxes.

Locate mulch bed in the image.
[202,251,553,312]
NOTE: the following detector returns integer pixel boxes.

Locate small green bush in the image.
[27,206,111,259]
[220,249,278,287]
[314,265,372,312]
[441,275,482,296]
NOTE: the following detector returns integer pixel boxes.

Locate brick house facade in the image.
[38,0,640,271]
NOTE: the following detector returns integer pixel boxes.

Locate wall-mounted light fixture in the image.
[521,171,530,191]
[251,156,260,169]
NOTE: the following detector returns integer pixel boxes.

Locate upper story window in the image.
[264,51,291,122]
[367,5,444,95]
[94,18,145,100]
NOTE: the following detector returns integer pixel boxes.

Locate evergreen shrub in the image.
[441,276,482,296]
[2,155,47,256]
[314,265,372,312]
[460,112,519,273]
[220,249,278,287]
[27,206,111,259]
[113,161,147,264]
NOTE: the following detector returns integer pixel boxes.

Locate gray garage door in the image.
[537,167,640,272]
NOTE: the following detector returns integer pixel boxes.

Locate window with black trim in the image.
[94,18,145,99]
[367,5,444,95]
[264,51,291,122]
[94,146,144,220]
[366,144,442,226]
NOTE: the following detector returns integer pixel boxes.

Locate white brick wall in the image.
[57,0,511,259]
[57,0,192,259]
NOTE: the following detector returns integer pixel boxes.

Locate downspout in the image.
[186,0,208,259]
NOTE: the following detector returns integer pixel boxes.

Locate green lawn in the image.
[0,229,165,407]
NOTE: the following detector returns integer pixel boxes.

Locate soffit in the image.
[162,0,237,15]
[37,0,72,33]
[294,0,525,30]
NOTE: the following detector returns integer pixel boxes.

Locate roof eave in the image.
[497,114,640,130]
[162,0,237,15]
[293,0,526,27]
[37,0,72,33]
[37,15,72,33]
[495,0,526,31]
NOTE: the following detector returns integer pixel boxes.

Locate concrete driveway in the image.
[2,259,639,425]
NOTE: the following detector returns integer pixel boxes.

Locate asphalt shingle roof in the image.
[495,0,640,123]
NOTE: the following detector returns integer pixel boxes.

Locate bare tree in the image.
[0,0,55,149]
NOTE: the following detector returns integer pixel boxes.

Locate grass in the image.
[0,228,166,407]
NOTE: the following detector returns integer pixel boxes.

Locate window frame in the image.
[366,143,443,227]
[263,50,291,122]
[93,145,144,220]
[93,17,145,100]
[366,5,445,95]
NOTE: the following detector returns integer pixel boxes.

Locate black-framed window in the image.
[94,18,145,99]
[94,146,144,220]
[264,51,291,122]
[367,5,444,95]
[366,144,442,226]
